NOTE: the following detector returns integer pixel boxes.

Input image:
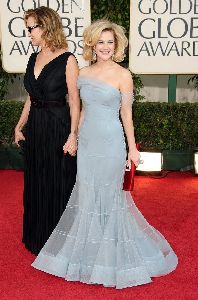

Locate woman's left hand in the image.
[63,133,78,156]
[126,149,141,169]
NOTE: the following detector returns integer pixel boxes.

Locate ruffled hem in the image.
[32,248,178,289]
[32,180,178,288]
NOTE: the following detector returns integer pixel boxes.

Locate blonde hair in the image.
[24,6,68,51]
[83,19,128,62]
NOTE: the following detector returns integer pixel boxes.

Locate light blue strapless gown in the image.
[32,76,178,289]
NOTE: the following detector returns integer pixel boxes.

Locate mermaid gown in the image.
[32,75,178,289]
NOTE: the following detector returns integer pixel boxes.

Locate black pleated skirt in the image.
[22,105,77,255]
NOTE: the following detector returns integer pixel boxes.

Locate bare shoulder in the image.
[113,64,132,82]
[67,54,78,66]
[66,54,79,75]
[79,66,92,76]
[118,67,133,91]
[119,66,132,81]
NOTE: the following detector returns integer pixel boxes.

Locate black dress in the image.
[23,52,77,255]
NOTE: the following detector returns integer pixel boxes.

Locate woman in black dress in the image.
[14,7,80,255]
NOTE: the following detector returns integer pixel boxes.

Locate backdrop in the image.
[0,0,91,72]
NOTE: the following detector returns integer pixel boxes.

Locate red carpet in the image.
[0,170,197,300]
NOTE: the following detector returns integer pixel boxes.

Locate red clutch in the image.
[123,144,140,191]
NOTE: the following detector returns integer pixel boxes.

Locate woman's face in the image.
[26,16,44,46]
[94,30,115,62]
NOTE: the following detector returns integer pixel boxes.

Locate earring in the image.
[92,49,97,61]
[112,52,115,61]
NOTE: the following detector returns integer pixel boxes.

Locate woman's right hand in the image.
[15,128,25,147]
[63,133,78,156]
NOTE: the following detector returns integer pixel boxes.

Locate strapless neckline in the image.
[78,75,121,95]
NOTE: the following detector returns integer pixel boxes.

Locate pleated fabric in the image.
[22,52,77,255]
[32,180,178,289]
[32,76,178,288]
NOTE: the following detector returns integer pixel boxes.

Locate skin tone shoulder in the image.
[15,15,80,156]
[79,29,140,168]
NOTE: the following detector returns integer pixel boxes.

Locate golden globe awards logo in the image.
[137,0,198,57]
[129,0,198,74]
[0,0,90,72]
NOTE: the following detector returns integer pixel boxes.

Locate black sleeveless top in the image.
[24,51,73,103]
[24,51,74,124]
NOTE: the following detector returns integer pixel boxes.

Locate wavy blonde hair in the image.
[83,19,128,62]
[24,6,68,51]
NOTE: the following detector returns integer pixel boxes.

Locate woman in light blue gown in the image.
[32,20,178,289]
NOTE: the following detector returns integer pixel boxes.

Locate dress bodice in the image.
[77,76,122,119]
[24,52,73,102]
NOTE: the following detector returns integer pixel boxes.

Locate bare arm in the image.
[66,55,80,135]
[119,69,140,167]
[77,66,90,132]
[63,55,80,155]
[78,105,85,132]
[15,95,31,145]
